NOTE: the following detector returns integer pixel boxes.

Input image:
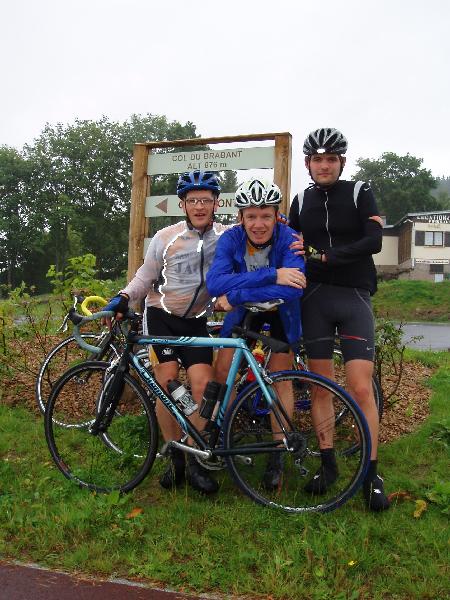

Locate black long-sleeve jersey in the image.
[289,180,382,295]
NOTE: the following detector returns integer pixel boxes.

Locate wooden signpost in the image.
[127,132,292,279]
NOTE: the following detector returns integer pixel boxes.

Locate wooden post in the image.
[128,145,149,280]
[273,133,292,217]
[127,132,293,281]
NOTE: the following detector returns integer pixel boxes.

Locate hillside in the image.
[373,280,450,322]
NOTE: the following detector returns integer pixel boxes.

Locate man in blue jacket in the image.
[206,179,306,489]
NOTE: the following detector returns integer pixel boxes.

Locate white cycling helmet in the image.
[234,179,282,209]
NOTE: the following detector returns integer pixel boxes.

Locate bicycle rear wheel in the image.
[45,361,158,493]
[223,371,370,513]
[35,333,120,417]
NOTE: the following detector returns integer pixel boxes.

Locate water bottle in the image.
[199,380,222,420]
[167,380,198,416]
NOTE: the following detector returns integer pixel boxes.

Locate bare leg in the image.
[267,351,293,440]
[214,348,235,385]
[345,359,379,459]
[153,360,183,442]
[186,362,215,435]
[307,358,336,449]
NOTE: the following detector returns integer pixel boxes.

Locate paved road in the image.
[0,561,212,600]
[401,322,450,351]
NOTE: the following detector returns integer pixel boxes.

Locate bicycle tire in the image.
[223,370,370,513]
[45,361,158,493]
[35,333,120,418]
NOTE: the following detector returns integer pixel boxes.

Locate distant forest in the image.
[1,116,449,293]
[433,176,450,196]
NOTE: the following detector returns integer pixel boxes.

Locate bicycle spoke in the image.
[224,372,370,513]
[45,362,158,492]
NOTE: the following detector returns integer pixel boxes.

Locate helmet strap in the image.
[246,234,273,250]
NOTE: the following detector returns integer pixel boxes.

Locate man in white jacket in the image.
[105,170,228,494]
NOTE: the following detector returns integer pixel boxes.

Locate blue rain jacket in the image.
[206,223,304,345]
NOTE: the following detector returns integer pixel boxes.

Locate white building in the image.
[375,211,450,282]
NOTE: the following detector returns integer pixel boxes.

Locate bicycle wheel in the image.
[223,371,370,513]
[36,333,121,418]
[45,361,158,493]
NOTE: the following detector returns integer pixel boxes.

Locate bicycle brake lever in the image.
[57,313,70,333]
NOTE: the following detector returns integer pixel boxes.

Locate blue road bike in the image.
[44,310,371,513]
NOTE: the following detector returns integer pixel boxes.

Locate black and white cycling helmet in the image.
[303,128,348,156]
[234,179,282,209]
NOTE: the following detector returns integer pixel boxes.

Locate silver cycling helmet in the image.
[234,179,282,209]
[303,128,348,156]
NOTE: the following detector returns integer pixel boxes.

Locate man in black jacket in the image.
[289,128,390,511]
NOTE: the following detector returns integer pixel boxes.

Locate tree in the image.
[432,177,450,209]
[0,146,37,288]
[353,152,440,224]
[23,114,200,281]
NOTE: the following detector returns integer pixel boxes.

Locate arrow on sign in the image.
[155,198,168,214]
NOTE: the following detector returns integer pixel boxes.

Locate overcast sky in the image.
[1,0,449,194]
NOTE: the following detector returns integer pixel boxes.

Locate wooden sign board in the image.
[146,193,236,217]
[148,147,274,175]
[127,133,292,279]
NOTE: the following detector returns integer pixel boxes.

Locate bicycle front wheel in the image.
[35,333,120,417]
[223,371,370,513]
[45,361,158,493]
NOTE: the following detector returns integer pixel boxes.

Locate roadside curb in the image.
[0,560,227,600]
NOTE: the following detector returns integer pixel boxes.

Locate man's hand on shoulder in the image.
[289,233,304,255]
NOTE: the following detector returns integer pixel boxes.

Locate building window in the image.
[424,231,443,246]
[429,263,444,274]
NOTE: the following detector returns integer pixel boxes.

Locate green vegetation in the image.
[0,351,449,600]
[353,152,444,224]
[0,116,239,294]
[373,280,450,322]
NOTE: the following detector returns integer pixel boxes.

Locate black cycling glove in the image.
[304,246,324,262]
[104,294,129,315]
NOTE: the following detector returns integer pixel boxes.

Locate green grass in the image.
[0,353,449,599]
[373,280,450,322]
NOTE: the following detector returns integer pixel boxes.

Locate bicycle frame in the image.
[125,334,286,457]
[70,309,291,458]
[48,309,372,512]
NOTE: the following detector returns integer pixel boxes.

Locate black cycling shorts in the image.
[145,306,213,369]
[243,309,289,353]
[301,282,375,362]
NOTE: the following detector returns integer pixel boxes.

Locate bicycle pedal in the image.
[235,455,253,466]
[294,460,309,477]
[157,442,171,458]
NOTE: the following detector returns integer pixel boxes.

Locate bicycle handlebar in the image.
[80,295,108,316]
[68,309,115,354]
